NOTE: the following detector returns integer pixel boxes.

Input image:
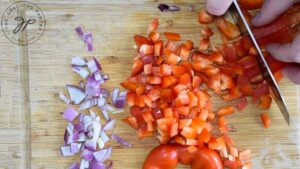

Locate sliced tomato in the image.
[198,8,213,24]
[164,32,181,41]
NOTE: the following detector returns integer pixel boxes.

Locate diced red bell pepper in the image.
[134,35,152,51]
[217,105,234,116]
[236,97,248,111]
[198,8,213,24]
[161,64,172,76]
[162,76,177,88]
[165,53,179,65]
[161,89,175,103]
[147,89,160,101]
[164,32,181,41]
[199,38,210,51]
[154,40,163,56]
[261,113,271,129]
[131,59,144,76]
[183,40,194,50]
[140,44,154,55]
[148,18,159,34]
[216,17,240,40]
[123,116,139,129]
[149,31,160,43]
[146,76,162,84]
[259,94,272,109]
[201,27,214,38]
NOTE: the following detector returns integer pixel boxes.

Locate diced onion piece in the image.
[111,88,119,106]
[93,146,112,162]
[111,134,132,147]
[102,119,115,131]
[60,146,74,157]
[63,107,79,122]
[87,57,102,73]
[90,159,107,169]
[75,26,84,38]
[79,98,98,111]
[100,131,110,144]
[72,56,87,66]
[81,149,94,161]
[68,162,80,169]
[66,85,87,104]
[72,66,89,79]
[59,92,71,104]
[85,76,101,96]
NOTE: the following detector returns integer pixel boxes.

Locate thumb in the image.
[206,0,233,16]
[266,34,300,63]
[251,0,296,27]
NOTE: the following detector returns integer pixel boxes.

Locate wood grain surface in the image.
[0,0,299,169]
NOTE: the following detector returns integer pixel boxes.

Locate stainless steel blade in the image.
[228,0,290,124]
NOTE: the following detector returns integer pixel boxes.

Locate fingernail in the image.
[251,12,262,24]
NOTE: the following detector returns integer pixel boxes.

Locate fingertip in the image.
[282,66,300,84]
[206,0,233,16]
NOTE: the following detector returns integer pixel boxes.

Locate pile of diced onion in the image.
[58,27,130,169]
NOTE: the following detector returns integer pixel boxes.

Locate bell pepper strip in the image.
[164,32,181,41]
[143,144,223,169]
[216,17,241,40]
[261,113,271,129]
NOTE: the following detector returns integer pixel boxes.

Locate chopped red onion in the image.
[68,162,80,169]
[72,66,89,79]
[79,81,85,89]
[93,147,112,162]
[97,138,104,149]
[102,110,110,122]
[80,159,89,169]
[111,88,119,106]
[91,159,107,169]
[72,56,87,66]
[102,119,115,131]
[59,92,71,104]
[87,57,101,73]
[98,96,106,108]
[71,143,79,153]
[63,108,79,122]
[79,98,98,111]
[85,76,101,97]
[75,26,84,38]
[60,146,75,157]
[115,96,126,108]
[94,71,102,81]
[75,123,83,132]
[73,130,79,141]
[100,131,110,144]
[77,132,86,142]
[81,149,94,161]
[106,161,113,169]
[84,33,93,52]
[102,73,109,81]
[89,110,97,119]
[101,104,115,112]
[66,85,87,104]
[99,88,109,98]
[111,134,132,147]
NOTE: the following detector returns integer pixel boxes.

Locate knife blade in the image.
[228,0,290,124]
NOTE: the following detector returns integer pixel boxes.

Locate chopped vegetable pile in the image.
[121,3,300,169]
[58,28,131,169]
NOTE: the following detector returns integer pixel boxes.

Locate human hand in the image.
[206,0,233,16]
[252,0,300,84]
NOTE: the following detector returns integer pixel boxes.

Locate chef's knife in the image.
[227,0,290,124]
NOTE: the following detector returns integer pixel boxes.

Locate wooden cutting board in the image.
[0,0,299,169]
